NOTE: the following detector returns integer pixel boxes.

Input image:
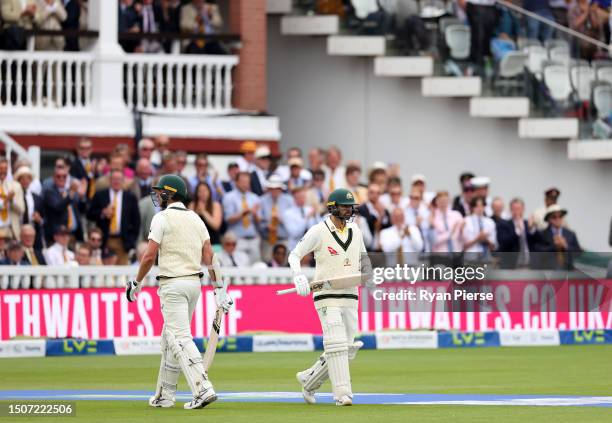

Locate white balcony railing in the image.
[0,52,94,112]
[123,54,238,114]
[0,51,238,115]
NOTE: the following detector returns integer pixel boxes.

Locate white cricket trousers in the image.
[317,306,359,345]
[159,280,201,341]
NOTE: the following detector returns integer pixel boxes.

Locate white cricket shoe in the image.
[335,395,353,406]
[296,371,316,404]
[148,395,175,408]
[183,383,217,410]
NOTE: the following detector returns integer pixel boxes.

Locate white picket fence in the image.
[0,52,94,111]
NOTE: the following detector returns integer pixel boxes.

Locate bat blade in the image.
[202,307,223,372]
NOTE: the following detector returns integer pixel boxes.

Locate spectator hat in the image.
[239,141,257,154]
[411,174,426,184]
[545,187,561,198]
[14,166,33,181]
[266,175,286,190]
[54,225,70,236]
[545,204,567,221]
[470,176,491,188]
[255,146,272,159]
[288,157,304,167]
[371,161,387,171]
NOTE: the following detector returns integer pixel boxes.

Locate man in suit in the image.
[87,169,141,265]
[180,0,225,54]
[0,240,28,265]
[452,172,475,217]
[118,0,140,52]
[357,182,391,252]
[250,146,272,196]
[138,0,164,53]
[42,163,86,244]
[70,138,98,201]
[14,167,45,247]
[534,205,582,270]
[221,162,239,193]
[495,198,539,269]
[0,157,25,240]
[20,224,46,265]
[62,0,80,51]
[131,158,154,200]
[216,231,250,267]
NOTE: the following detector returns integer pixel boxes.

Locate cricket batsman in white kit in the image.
[289,188,371,406]
[125,175,233,410]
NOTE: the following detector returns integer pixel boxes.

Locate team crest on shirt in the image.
[327,246,339,256]
[343,258,351,267]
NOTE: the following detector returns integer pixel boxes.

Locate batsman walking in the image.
[126,175,233,410]
[288,188,371,406]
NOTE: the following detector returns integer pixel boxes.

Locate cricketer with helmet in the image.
[125,174,233,410]
[288,188,373,406]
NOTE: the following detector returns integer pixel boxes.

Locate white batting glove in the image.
[125,280,142,302]
[293,274,310,296]
[214,287,234,314]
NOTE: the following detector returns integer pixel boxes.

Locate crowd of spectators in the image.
[0,137,583,273]
[0,0,227,54]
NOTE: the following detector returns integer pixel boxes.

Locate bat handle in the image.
[276,287,297,295]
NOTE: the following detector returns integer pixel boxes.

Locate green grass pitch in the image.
[1,345,611,423]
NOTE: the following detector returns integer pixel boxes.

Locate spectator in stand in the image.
[138,0,164,53]
[394,0,430,54]
[0,0,36,50]
[284,157,309,191]
[568,0,602,60]
[113,143,135,175]
[20,224,46,265]
[250,145,272,196]
[102,248,118,265]
[14,167,44,249]
[44,225,76,265]
[258,175,293,262]
[502,197,539,268]
[324,146,346,192]
[411,174,434,205]
[158,151,179,176]
[222,171,261,263]
[42,156,71,190]
[275,147,312,184]
[87,169,140,265]
[491,196,515,256]
[0,157,25,240]
[491,196,510,220]
[267,244,288,267]
[284,186,320,250]
[305,169,327,216]
[160,0,181,53]
[131,158,154,199]
[307,147,325,174]
[380,207,424,266]
[524,0,555,42]
[175,150,188,177]
[118,0,140,53]
[550,0,569,28]
[221,162,239,193]
[0,240,28,265]
[534,205,582,269]
[180,0,226,54]
[43,163,86,244]
[95,152,135,192]
[532,187,561,230]
[217,231,250,267]
[462,196,497,262]
[380,176,408,211]
[590,0,610,43]
[189,153,223,200]
[368,162,388,191]
[470,176,492,216]
[136,138,155,164]
[75,244,91,266]
[345,163,367,205]
[70,138,98,200]
[236,140,257,172]
[452,172,475,217]
[62,0,80,51]
[430,191,464,253]
[87,227,103,265]
[150,134,170,169]
[465,0,498,69]
[358,182,391,251]
[189,182,223,245]
[404,187,430,251]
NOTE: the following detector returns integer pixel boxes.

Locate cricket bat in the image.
[276,273,363,296]
[202,307,223,372]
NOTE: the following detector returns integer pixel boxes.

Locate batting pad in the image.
[166,330,210,396]
[323,321,352,400]
[152,331,180,401]
[300,341,363,392]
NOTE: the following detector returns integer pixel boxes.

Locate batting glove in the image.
[293,274,310,297]
[126,280,142,302]
[214,287,234,314]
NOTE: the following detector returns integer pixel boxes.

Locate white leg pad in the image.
[152,330,180,402]
[323,323,352,400]
[300,341,363,392]
[165,329,212,397]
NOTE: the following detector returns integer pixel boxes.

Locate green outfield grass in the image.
[1,345,611,422]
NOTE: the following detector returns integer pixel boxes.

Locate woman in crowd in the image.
[189,182,223,245]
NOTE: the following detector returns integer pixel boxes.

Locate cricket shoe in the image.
[183,382,217,409]
[148,395,175,408]
[335,395,353,406]
[296,371,316,404]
